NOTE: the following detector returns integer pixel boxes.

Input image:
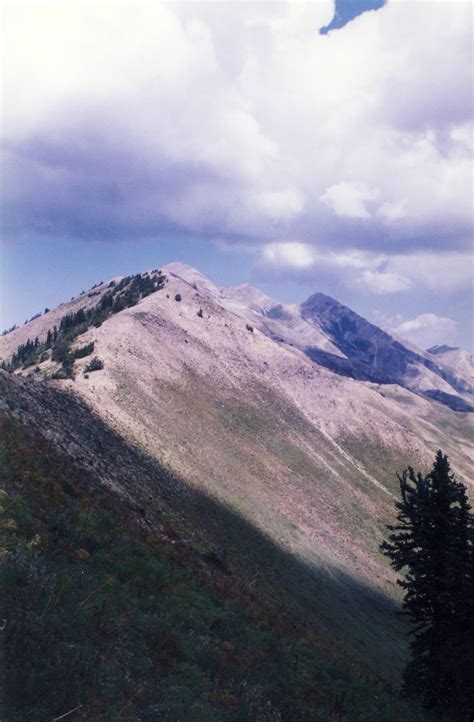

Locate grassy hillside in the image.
[0,374,434,721]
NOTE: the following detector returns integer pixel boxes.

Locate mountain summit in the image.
[427,344,474,380]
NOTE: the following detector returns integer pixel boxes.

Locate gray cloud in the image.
[2,1,473,285]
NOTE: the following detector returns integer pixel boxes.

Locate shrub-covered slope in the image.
[0,373,433,722]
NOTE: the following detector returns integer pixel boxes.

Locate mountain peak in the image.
[428,344,460,354]
[427,344,474,380]
[221,282,277,311]
[301,292,345,313]
[161,261,204,279]
[161,262,219,295]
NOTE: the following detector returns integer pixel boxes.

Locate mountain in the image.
[3,265,471,412]
[427,344,474,380]
[301,293,474,410]
[166,263,474,408]
[1,263,472,720]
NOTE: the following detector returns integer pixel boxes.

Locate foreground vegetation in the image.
[0,400,436,722]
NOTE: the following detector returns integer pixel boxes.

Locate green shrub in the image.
[52,368,72,380]
[84,357,104,373]
[73,342,95,359]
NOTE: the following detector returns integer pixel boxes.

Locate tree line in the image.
[1,271,166,378]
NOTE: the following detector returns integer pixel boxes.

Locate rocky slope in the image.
[300,294,473,404]
[427,344,474,380]
[164,262,473,411]
[0,263,472,719]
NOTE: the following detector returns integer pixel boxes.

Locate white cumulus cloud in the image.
[395,313,458,349]
[261,242,316,270]
[355,269,412,294]
[255,189,305,221]
[376,200,406,222]
[320,182,379,219]
[387,252,474,292]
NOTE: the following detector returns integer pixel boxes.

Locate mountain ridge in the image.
[161,263,474,410]
[1,262,472,720]
[1,263,472,412]
[427,343,474,380]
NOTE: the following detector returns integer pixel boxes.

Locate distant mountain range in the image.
[427,343,474,379]
[165,262,474,411]
[1,262,472,720]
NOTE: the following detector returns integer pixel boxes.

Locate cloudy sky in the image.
[1,0,473,350]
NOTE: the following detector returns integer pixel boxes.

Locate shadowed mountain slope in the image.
[0,371,434,721]
[300,293,473,410]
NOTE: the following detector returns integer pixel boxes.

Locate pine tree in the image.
[381,451,474,720]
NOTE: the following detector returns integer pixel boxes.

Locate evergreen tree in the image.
[381,451,474,720]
